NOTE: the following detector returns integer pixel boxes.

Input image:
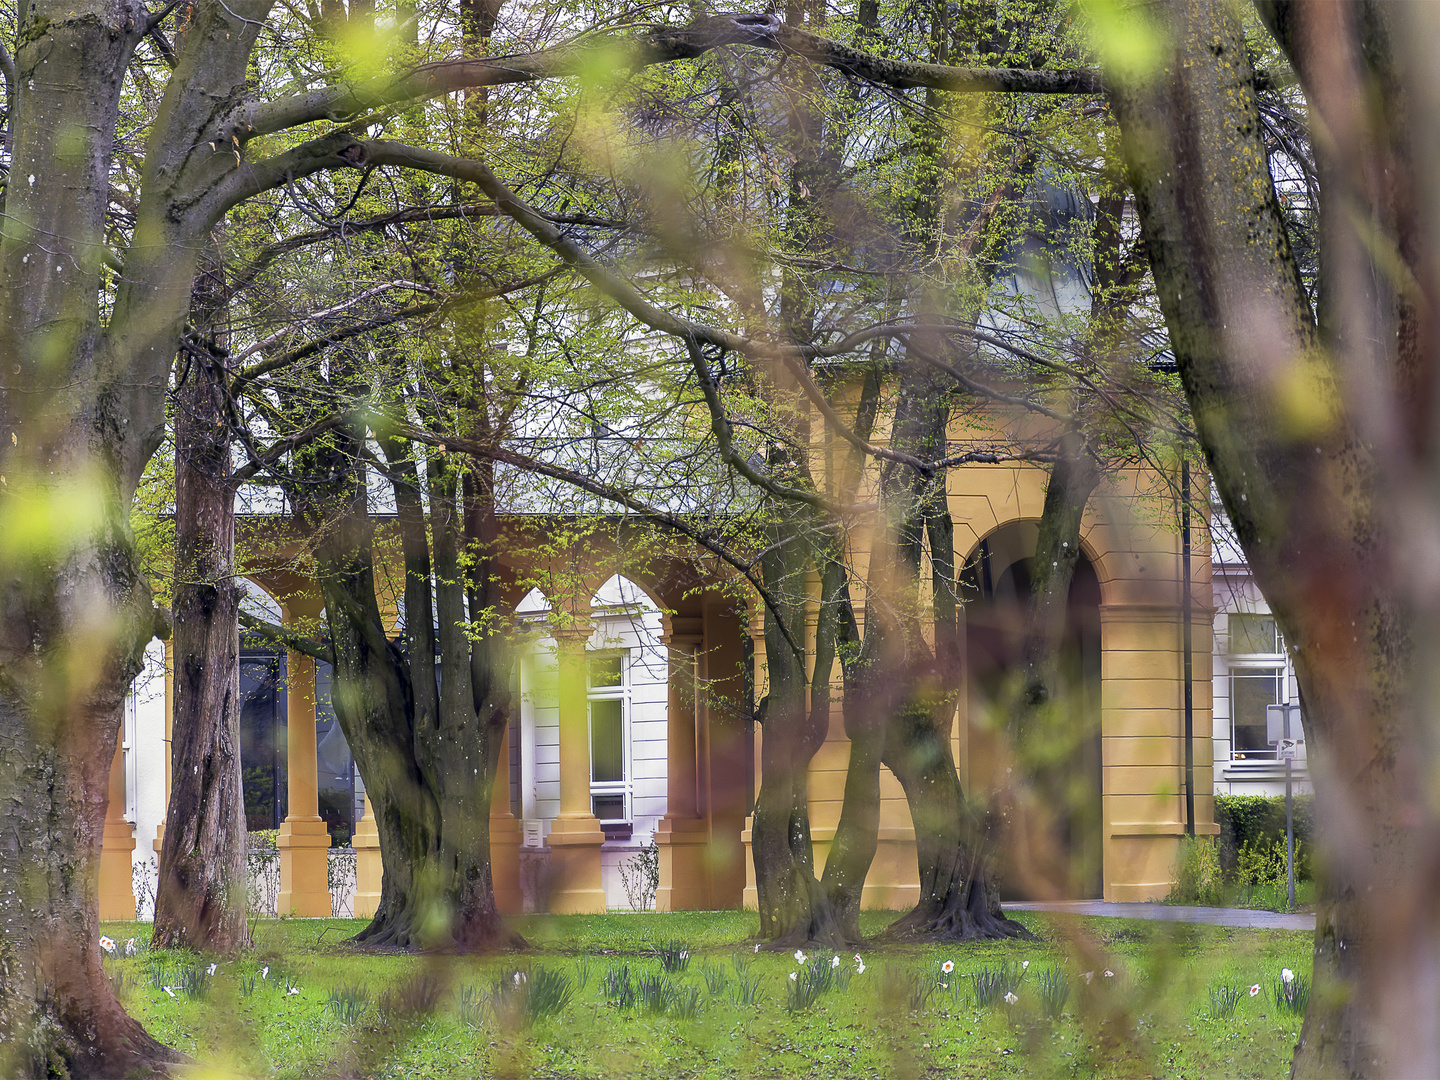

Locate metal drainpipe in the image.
[1182,458,1195,838]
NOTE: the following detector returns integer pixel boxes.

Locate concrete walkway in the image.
[1005,900,1314,931]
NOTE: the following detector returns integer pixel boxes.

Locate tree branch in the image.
[238,610,335,665]
[241,14,1104,139]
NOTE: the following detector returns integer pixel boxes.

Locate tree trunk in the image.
[287,416,521,952]
[1104,1,1422,1073]
[0,549,180,1077]
[751,495,844,949]
[152,253,251,955]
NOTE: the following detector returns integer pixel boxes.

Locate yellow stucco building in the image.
[98,446,1214,923]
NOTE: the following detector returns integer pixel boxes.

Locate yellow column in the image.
[545,621,606,913]
[99,736,136,921]
[352,792,381,919]
[490,721,523,914]
[655,614,709,911]
[741,606,765,912]
[276,597,332,917]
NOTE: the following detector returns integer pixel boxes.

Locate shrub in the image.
[620,841,659,912]
[1274,972,1309,1014]
[603,965,636,1009]
[1036,967,1069,1018]
[1168,835,1224,905]
[653,940,691,973]
[328,984,369,1025]
[1215,795,1314,880]
[970,963,1025,1009]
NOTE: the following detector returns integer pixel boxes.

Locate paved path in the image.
[1005,900,1314,931]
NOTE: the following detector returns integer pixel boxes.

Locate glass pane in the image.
[589,654,623,688]
[590,698,624,782]
[1229,614,1279,655]
[240,654,287,832]
[593,794,626,821]
[1232,669,1281,757]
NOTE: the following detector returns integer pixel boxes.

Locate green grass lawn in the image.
[101,911,1311,1078]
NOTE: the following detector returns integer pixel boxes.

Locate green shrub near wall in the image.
[1215,794,1314,881]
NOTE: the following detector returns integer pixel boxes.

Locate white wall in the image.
[516,577,670,909]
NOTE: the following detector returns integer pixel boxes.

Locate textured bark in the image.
[1104,1,1425,1074]
[152,255,251,955]
[289,417,521,953]
[0,0,266,1067]
[752,498,844,950]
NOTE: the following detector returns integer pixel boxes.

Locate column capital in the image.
[659,613,703,647]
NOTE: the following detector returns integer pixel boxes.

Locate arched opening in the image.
[511,575,669,909]
[961,521,1103,900]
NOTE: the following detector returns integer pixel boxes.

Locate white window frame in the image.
[587,651,632,824]
[1225,613,1288,761]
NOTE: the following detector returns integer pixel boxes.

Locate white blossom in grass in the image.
[1083,971,1093,984]
[754,943,761,953]
[207,963,217,976]
[287,987,299,996]
[125,939,137,957]
[831,956,841,969]
[1003,991,1018,1005]
[1021,960,1029,971]
[1249,984,1261,997]
[99,936,115,954]
[162,987,175,998]
[789,972,797,982]
[794,950,806,964]
[261,966,269,980]
[941,960,954,974]
[856,960,866,975]
[1282,968,1295,984]
[1104,970,1114,978]
[854,953,863,964]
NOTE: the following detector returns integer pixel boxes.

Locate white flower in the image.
[1003,991,1018,1005]
[1249,984,1261,997]
[162,986,175,998]
[99,936,116,954]
[207,963,217,976]
[794,949,806,964]
[1083,971,1093,984]
[125,939,137,957]
[854,954,863,964]
[941,960,954,974]
[789,972,797,981]
[1104,970,1114,978]
[261,966,269,980]
[856,961,866,975]
[831,955,840,969]
[514,972,523,986]
[287,987,300,996]
[680,951,689,960]
[1282,968,1295,984]
[1021,960,1029,970]
[754,943,761,953]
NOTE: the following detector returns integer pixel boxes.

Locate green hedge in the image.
[1215,794,1313,877]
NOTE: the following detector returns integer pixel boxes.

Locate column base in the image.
[490,813,523,915]
[352,811,382,921]
[99,821,137,922]
[654,816,710,911]
[741,817,758,911]
[545,815,606,914]
[277,817,332,917]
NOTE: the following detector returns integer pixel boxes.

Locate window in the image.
[1229,614,1281,655]
[587,653,630,833]
[1231,668,1283,759]
[1225,613,1287,761]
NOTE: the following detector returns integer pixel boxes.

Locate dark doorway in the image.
[961,526,1103,899]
